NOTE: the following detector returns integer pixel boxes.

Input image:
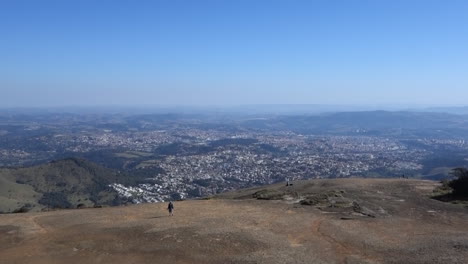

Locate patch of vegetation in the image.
[186,187,202,198]
[0,158,149,211]
[421,152,468,175]
[300,190,347,206]
[449,168,468,196]
[115,152,141,159]
[39,192,72,209]
[252,189,285,200]
[193,179,213,187]
[432,179,453,196]
[200,196,215,200]
[210,138,258,148]
[151,142,215,156]
[71,149,131,169]
[256,143,285,155]
[433,168,468,203]
[12,205,32,213]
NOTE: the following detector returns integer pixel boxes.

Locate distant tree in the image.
[448,168,468,197]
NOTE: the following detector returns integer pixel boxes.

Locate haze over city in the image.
[2,0,468,107]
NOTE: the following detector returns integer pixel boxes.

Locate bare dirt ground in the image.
[1,178,468,264]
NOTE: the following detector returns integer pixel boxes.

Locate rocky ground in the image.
[1,178,468,264]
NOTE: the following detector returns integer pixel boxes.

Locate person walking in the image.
[168,201,174,216]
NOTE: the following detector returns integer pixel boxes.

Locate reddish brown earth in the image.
[1,178,467,264]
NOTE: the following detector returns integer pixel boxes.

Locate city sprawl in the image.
[1,111,468,203]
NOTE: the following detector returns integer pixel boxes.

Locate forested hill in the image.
[0,158,136,213]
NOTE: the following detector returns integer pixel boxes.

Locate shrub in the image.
[12,206,30,213]
[448,168,468,197]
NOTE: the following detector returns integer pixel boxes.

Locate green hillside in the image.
[0,158,127,213]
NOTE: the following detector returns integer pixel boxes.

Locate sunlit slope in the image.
[1,178,467,264]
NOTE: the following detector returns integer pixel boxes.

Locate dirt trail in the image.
[1,178,468,264]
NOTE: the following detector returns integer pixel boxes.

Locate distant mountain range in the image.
[241,111,468,138]
[421,106,468,115]
[2,105,468,115]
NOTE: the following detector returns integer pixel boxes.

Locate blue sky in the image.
[1,0,468,107]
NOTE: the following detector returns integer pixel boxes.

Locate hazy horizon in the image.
[3,103,468,116]
[2,0,468,107]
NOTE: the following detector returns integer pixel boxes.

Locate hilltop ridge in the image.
[1,178,467,264]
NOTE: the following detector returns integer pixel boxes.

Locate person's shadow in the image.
[147,215,169,219]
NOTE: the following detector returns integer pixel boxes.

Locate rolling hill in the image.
[0,158,128,213]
